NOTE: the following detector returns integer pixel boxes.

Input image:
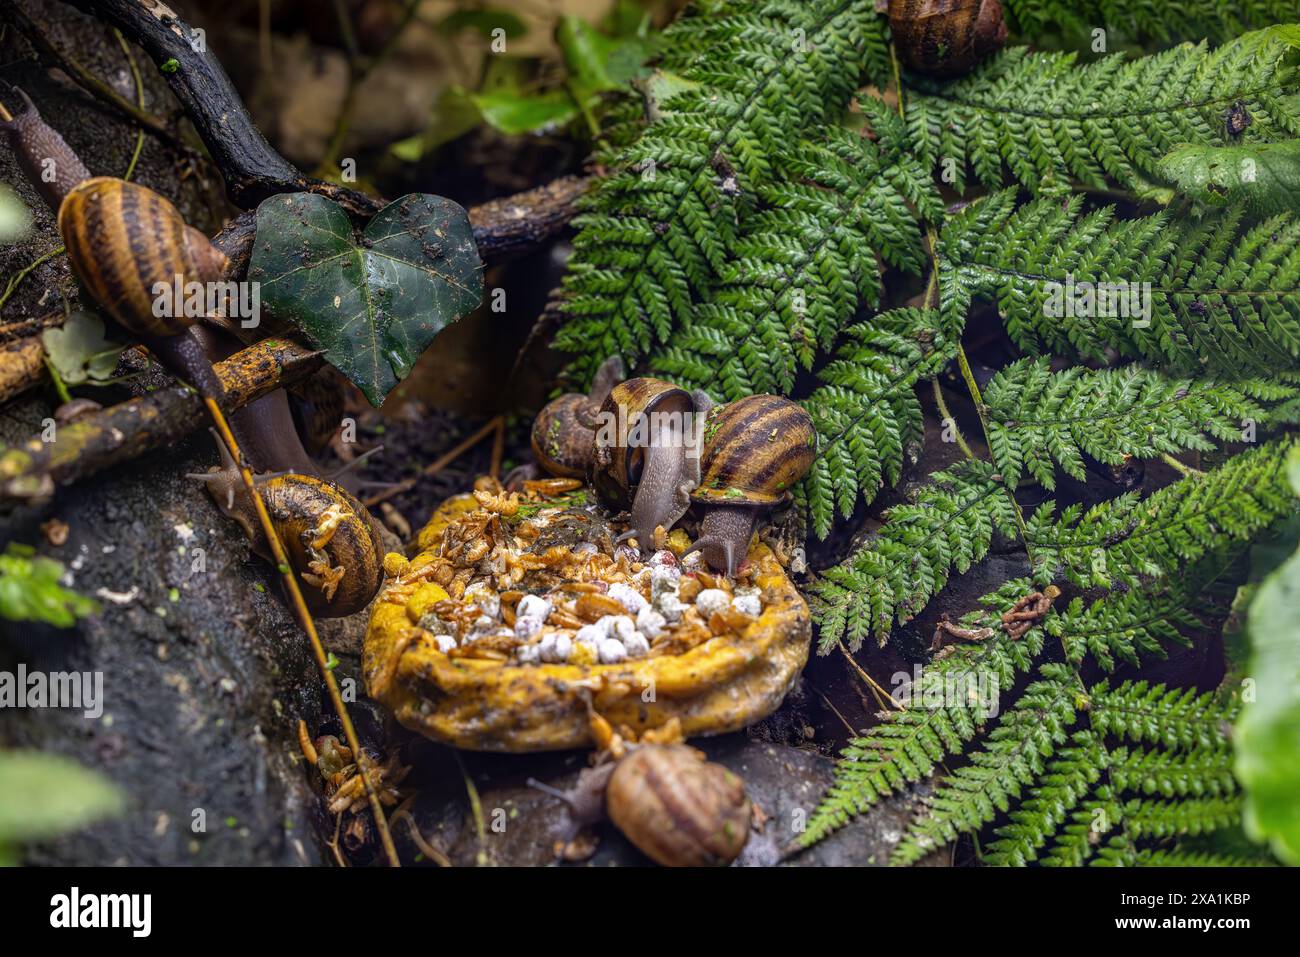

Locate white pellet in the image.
[650,564,681,600]
[731,593,762,617]
[696,588,731,618]
[514,616,544,640]
[432,634,456,653]
[516,594,552,622]
[636,606,667,639]
[516,643,541,665]
[464,582,500,618]
[607,582,648,614]
[576,624,604,648]
[655,593,686,624]
[598,638,627,664]
[623,632,650,657]
[540,632,572,663]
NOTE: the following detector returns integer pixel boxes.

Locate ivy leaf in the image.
[1160,141,1300,216]
[249,192,483,406]
[0,751,124,846]
[1235,447,1300,865]
[41,313,124,386]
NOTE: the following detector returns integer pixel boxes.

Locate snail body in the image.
[0,90,90,214]
[531,743,752,867]
[532,355,625,479]
[57,176,231,401]
[592,377,703,551]
[192,448,384,618]
[686,394,816,576]
[888,0,1008,76]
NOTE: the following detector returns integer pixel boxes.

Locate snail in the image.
[529,743,752,867]
[58,176,231,402]
[531,355,625,478]
[2,95,231,402]
[684,394,816,576]
[591,377,704,552]
[189,440,385,618]
[888,0,1008,76]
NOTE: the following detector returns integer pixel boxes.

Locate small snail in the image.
[685,394,816,576]
[58,176,231,401]
[532,355,625,478]
[190,441,384,618]
[591,377,704,551]
[530,743,752,867]
[888,0,1008,76]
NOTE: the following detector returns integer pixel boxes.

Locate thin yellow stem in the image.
[203,396,401,868]
[1161,453,1203,477]
[931,377,975,460]
[838,642,905,712]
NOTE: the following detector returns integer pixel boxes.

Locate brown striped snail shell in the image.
[192,449,384,618]
[532,355,625,479]
[606,744,751,867]
[686,394,816,576]
[58,177,230,400]
[889,0,1008,77]
[58,177,230,337]
[591,376,703,551]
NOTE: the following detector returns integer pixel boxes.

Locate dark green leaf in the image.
[249,192,483,406]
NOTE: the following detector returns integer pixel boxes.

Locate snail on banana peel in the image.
[531,743,752,867]
[591,376,705,552]
[685,394,816,577]
[531,355,626,478]
[191,441,384,618]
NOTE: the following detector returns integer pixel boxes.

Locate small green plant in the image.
[0,543,98,628]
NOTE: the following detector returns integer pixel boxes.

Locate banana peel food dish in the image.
[363,479,811,752]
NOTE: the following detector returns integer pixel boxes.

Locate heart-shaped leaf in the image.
[249,192,483,405]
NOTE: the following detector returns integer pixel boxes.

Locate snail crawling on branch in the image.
[888,0,1008,76]
[529,743,753,867]
[3,91,232,403]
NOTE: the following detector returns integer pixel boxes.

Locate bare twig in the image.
[0,338,324,500]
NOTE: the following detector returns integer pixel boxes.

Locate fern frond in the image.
[793,308,956,538]
[944,191,1300,376]
[984,729,1106,866]
[1107,744,1238,798]
[1027,437,1300,590]
[1132,847,1274,867]
[891,664,1080,866]
[1120,796,1243,839]
[809,460,1019,651]
[983,358,1295,490]
[555,0,888,382]
[653,115,941,398]
[908,36,1300,195]
[1004,0,1298,43]
[1089,679,1242,750]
